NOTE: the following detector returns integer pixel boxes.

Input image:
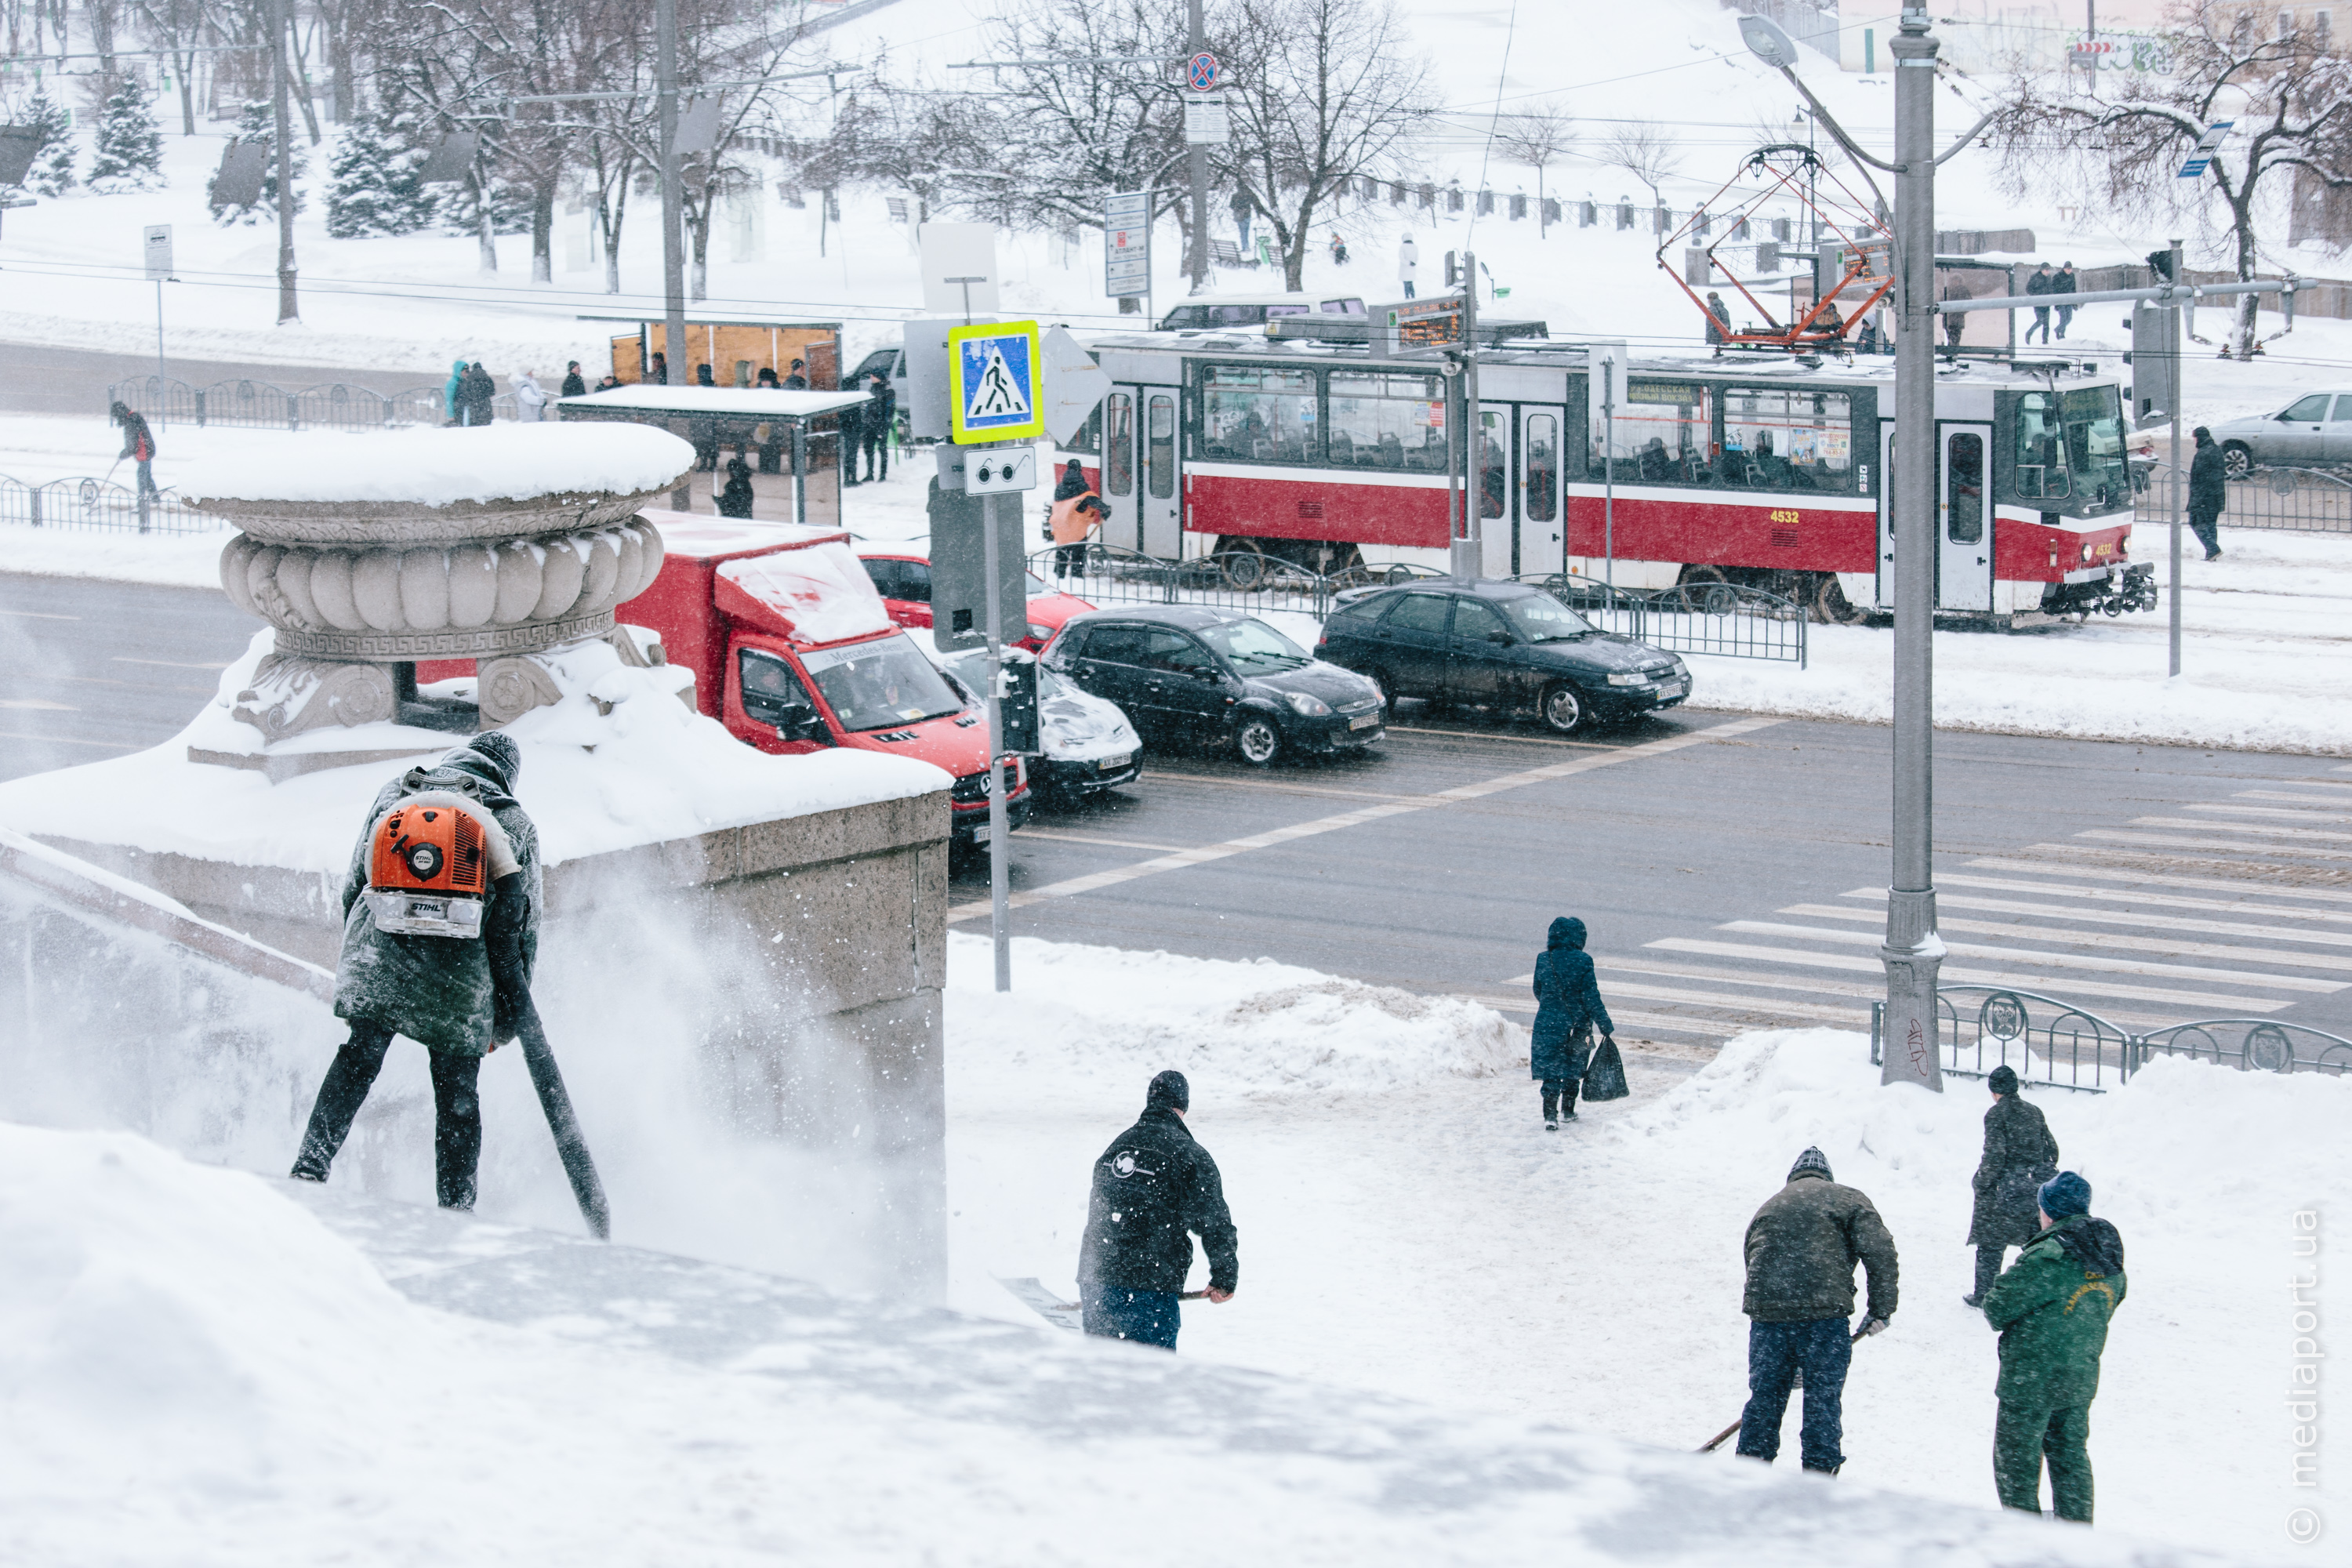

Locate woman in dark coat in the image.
[717,453,756,517]
[461,362,497,426]
[1531,916,1614,1130]
[1964,1063,2060,1307]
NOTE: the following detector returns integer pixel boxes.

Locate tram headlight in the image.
[2080,542,2094,563]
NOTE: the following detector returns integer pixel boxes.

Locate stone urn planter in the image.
[186,426,693,742]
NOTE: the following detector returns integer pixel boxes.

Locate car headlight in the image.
[1607,672,1650,687]
[1027,623,1053,641]
[1284,691,1331,716]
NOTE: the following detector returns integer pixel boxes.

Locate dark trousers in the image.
[2056,304,2074,339]
[1081,1286,1181,1349]
[1995,1399,2094,1521]
[1540,1076,1581,1122]
[292,1021,484,1210]
[2029,307,2051,343]
[2189,506,2222,557]
[1974,1243,2009,1301]
[1403,280,1416,298]
[1054,542,1087,579]
[1736,1317,1852,1472]
[134,458,158,499]
[862,432,888,481]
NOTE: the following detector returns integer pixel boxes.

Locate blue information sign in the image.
[947,321,1045,445]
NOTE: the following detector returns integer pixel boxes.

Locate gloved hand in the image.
[1860,1316,1890,1337]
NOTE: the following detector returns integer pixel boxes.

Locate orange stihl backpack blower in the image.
[363,795,499,938]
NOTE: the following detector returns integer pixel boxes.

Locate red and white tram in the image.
[1053,328,2149,624]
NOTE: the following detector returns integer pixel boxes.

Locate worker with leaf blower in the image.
[291,732,539,1211]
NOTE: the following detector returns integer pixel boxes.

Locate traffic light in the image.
[1000,656,1040,756]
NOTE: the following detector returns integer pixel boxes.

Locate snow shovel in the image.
[1697,1323,1871,1453]
[510,993,610,1240]
[996,1276,1210,1334]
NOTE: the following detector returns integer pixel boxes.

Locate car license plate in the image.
[1348,713,1379,730]
[1660,678,1688,697]
[970,822,991,845]
[1100,752,1133,771]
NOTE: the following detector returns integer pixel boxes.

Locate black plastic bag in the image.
[1582,1034,1630,1102]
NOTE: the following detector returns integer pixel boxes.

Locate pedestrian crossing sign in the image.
[948,321,1045,445]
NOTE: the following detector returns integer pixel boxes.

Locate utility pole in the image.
[656,0,687,387]
[270,0,298,325]
[2167,236,2184,678]
[1187,0,1210,292]
[1452,252,1482,579]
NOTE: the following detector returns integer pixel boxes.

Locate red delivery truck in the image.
[626,513,1029,848]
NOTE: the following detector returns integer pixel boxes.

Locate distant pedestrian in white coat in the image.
[1398,233,1419,299]
[513,371,548,423]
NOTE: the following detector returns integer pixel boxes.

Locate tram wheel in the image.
[1222,547,1269,590]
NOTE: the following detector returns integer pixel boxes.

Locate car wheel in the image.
[2222,440,2254,479]
[1234,713,1283,765]
[1539,682,1588,735]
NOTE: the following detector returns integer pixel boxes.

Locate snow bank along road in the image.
[11,569,2352,1054]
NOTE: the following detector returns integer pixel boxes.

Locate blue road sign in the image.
[947,321,1044,445]
[2178,118,2233,179]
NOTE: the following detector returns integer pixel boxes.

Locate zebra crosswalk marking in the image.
[2077,829,2352,861]
[1977,856,2352,904]
[2132,815,2352,843]
[1643,938,2292,1011]
[2190,803,2352,826]
[1719,920,2332,991]
[1783,902,2352,980]
[1936,873,2352,925]
[1837,887,2352,947]
[1592,956,1897,1000]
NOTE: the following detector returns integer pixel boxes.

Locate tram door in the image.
[1474,402,1567,578]
[1875,421,1994,611]
[1101,383,1182,557]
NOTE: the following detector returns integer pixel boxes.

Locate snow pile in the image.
[0,1123,433,1495]
[172,422,694,506]
[717,539,892,644]
[947,933,1522,1098]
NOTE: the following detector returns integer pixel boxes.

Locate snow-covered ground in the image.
[0,921,2330,1562]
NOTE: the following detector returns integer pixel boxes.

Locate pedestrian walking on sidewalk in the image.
[512,370,548,423]
[1047,459,1105,580]
[1077,1070,1238,1351]
[1964,1065,2058,1307]
[460,362,496,427]
[1735,1146,1900,1475]
[1980,1171,2127,1523]
[2026,263,2055,345]
[560,361,587,398]
[2189,426,2227,559]
[110,401,158,498]
[1530,916,1613,1130]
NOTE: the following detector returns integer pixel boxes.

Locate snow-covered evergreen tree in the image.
[326,108,434,238]
[85,78,164,192]
[20,89,76,197]
[208,99,305,225]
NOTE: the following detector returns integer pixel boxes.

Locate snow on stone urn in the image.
[183,424,695,741]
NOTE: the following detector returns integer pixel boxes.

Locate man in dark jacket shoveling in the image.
[1965,1064,2059,1308]
[291,733,540,1210]
[1981,1171,2127,1523]
[1735,1146,1900,1474]
[1531,916,1613,1130]
[1077,1070,1238,1350]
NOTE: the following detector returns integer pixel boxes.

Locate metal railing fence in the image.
[2136,462,2352,536]
[1029,545,1806,666]
[1871,985,2352,1093]
[109,376,517,431]
[0,473,219,535]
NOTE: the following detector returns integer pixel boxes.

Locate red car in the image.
[858,550,1095,652]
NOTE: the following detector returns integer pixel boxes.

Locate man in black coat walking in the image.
[2025,263,2055,345]
[1077,1070,1238,1350]
[862,370,895,481]
[460,362,497,427]
[2052,262,2078,339]
[1964,1064,2060,1307]
[2188,425,2227,559]
[559,361,586,398]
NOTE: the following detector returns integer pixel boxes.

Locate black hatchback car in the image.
[1042,605,1385,765]
[1316,579,1690,734]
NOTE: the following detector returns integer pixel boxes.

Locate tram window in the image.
[1608,379,1712,485]
[1148,394,1177,498]
[2013,390,2067,500]
[1524,414,1559,524]
[1328,372,1448,470]
[1721,388,1853,493]
[1947,433,1985,544]
[2060,385,2126,508]
[1202,365,1319,464]
[1479,410,1508,520]
[1105,393,1134,496]
[1065,401,1102,456]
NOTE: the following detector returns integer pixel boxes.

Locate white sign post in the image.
[143,224,173,401]
[919,221,1001,316]
[1105,190,1150,313]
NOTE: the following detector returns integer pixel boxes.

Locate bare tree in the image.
[1218,0,1435,291]
[133,0,216,135]
[1990,2,2352,358]
[1492,96,1573,238]
[1599,121,1682,212]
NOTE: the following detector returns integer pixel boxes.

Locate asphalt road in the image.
[0,343,448,420]
[9,569,2351,1057]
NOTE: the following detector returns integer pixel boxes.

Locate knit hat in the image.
[1146,1069,1190,1112]
[2038,1171,2092,1220]
[1788,1146,1833,1182]
[463,731,523,790]
[1987,1065,2020,1094]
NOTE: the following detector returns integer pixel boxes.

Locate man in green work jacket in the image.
[1980,1171,2128,1523]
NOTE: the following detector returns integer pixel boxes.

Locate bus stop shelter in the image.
[557,385,872,526]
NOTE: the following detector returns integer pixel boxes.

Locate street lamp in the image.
[1739,9,1948,1091]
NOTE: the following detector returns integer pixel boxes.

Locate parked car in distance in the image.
[2209,390,2352,475]
[1156,292,1367,332]
[1042,604,1385,766]
[1316,579,1690,735]
[940,648,1144,804]
[858,550,1096,652]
